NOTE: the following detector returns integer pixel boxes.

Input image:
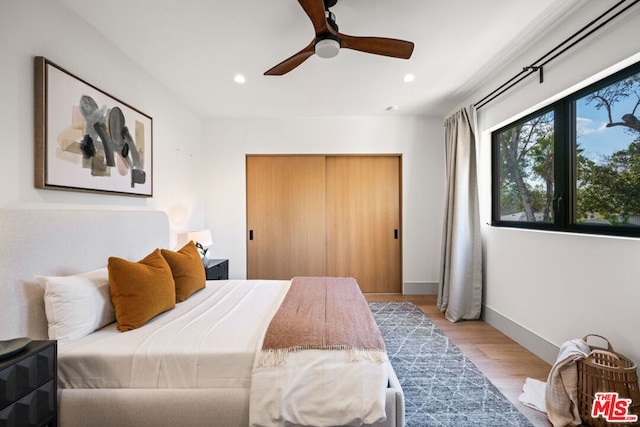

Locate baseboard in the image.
[482,305,559,366]
[403,282,438,295]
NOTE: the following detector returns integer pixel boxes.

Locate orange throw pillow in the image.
[108,249,176,332]
[161,241,206,302]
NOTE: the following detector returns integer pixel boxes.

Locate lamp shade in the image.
[186,229,213,247]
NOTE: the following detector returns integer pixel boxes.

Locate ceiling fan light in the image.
[315,39,340,59]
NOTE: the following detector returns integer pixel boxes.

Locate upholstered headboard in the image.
[0,209,170,340]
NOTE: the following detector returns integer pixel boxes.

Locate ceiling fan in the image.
[264,0,414,76]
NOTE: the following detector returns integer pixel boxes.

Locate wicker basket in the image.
[576,335,640,427]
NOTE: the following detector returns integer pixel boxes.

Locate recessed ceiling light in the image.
[403,74,415,83]
[385,105,399,112]
[234,74,246,84]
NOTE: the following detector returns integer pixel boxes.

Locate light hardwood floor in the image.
[365,294,552,426]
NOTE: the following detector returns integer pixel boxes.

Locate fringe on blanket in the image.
[257,346,388,368]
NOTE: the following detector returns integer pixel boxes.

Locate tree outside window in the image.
[576,72,640,227]
[495,111,554,223]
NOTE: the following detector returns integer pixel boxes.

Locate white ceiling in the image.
[57,0,581,118]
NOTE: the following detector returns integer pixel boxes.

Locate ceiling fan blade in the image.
[298,0,329,34]
[339,34,414,59]
[264,42,316,76]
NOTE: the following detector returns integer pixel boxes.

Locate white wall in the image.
[0,0,207,247]
[461,3,640,364]
[203,116,445,290]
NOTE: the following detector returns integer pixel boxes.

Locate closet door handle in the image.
[394,229,398,239]
[249,230,253,241]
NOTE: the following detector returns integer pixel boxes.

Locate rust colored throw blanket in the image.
[250,277,389,426]
[259,276,386,365]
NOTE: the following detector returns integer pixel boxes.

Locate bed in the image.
[0,209,404,427]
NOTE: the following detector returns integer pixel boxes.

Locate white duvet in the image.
[57,279,388,426]
[58,280,290,389]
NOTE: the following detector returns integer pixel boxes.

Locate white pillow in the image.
[38,267,115,343]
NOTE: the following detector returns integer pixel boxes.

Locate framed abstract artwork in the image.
[34,56,153,197]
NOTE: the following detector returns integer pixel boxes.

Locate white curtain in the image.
[437,106,483,322]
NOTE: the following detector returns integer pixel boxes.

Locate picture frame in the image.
[34,56,153,197]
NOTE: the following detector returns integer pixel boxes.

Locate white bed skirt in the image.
[58,361,404,427]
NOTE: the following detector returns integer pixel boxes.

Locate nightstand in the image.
[0,340,57,427]
[205,259,229,280]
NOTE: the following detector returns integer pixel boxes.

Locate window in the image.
[494,109,556,224]
[492,60,640,237]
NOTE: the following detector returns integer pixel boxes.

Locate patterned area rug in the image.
[369,302,534,427]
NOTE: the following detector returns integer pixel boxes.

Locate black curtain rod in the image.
[474,0,640,110]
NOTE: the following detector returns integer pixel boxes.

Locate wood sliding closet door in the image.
[246,155,401,292]
[246,156,326,280]
[326,156,401,293]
